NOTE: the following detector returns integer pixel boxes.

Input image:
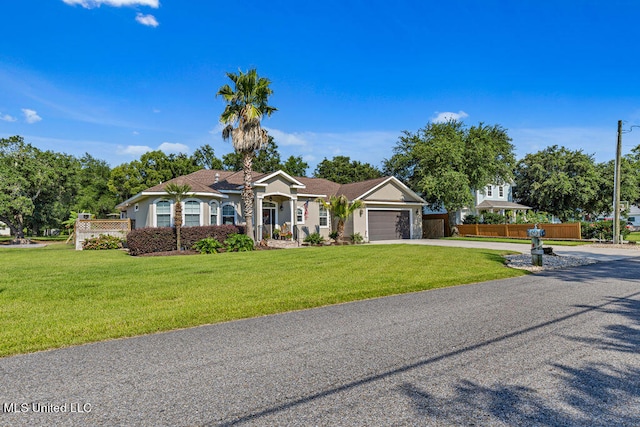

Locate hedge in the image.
[127,225,245,256]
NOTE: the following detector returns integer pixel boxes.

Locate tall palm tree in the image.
[316,195,365,243]
[217,69,276,242]
[165,183,192,251]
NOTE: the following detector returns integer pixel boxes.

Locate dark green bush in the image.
[82,234,124,250]
[350,232,364,244]
[463,214,480,224]
[303,232,325,245]
[481,212,507,224]
[224,233,254,252]
[192,237,224,254]
[127,225,244,256]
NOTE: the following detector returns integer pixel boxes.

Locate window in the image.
[486,186,493,197]
[210,201,219,226]
[156,200,171,227]
[499,186,504,198]
[629,217,636,222]
[222,204,235,225]
[296,207,304,224]
[319,204,328,227]
[184,200,200,227]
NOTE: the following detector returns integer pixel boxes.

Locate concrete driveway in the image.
[371,239,640,262]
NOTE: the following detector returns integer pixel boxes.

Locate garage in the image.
[368,210,411,241]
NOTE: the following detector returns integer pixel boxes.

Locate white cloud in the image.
[135,13,159,27]
[0,113,17,122]
[158,142,189,153]
[432,110,469,123]
[117,142,190,157]
[132,131,139,135]
[62,0,159,8]
[22,108,42,124]
[264,128,309,146]
[117,145,153,156]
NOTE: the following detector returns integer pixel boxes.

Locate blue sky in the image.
[2,0,640,173]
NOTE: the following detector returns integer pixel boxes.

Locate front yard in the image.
[0,244,525,357]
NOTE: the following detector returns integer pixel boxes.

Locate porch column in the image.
[257,197,263,241]
[289,198,295,241]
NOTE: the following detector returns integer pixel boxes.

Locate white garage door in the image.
[368,210,410,241]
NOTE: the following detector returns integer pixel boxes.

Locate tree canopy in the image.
[0,136,79,238]
[383,121,515,219]
[313,156,382,184]
[513,145,601,221]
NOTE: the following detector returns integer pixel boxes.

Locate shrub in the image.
[303,232,325,245]
[127,225,244,256]
[580,220,630,240]
[350,232,364,244]
[224,233,254,252]
[82,234,124,250]
[329,231,339,241]
[462,214,480,224]
[192,237,224,254]
[481,212,507,224]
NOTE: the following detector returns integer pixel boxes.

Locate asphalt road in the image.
[1,258,639,426]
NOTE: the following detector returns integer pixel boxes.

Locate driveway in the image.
[372,238,640,262]
[1,257,639,425]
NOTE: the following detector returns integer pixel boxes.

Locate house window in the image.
[210,201,219,225]
[319,204,328,227]
[499,186,504,198]
[156,200,171,227]
[629,217,636,222]
[486,186,493,197]
[184,200,200,227]
[222,204,235,225]
[296,207,304,224]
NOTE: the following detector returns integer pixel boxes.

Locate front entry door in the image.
[262,202,277,238]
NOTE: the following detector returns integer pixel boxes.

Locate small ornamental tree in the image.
[316,195,365,243]
[165,183,192,250]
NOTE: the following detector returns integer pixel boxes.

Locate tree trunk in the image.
[242,152,256,242]
[174,202,182,250]
[0,214,26,240]
[447,210,458,236]
[337,219,345,243]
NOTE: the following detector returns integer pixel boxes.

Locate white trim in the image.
[363,201,424,206]
[209,200,220,226]
[221,202,237,225]
[365,207,415,240]
[152,197,173,227]
[116,191,226,210]
[318,203,330,228]
[254,170,306,187]
[183,198,203,227]
[296,206,305,224]
[355,176,426,204]
[297,193,328,198]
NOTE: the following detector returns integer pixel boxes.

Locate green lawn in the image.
[0,243,525,357]
[445,236,590,246]
[626,232,640,242]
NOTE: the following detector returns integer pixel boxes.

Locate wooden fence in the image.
[75,219,131,250]
[456,223,582,239]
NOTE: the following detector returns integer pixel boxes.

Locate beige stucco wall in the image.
[366,181,419,202]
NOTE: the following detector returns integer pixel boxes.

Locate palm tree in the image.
[165,183,192,251]
[217,69,277,242]
[316,195,365,243]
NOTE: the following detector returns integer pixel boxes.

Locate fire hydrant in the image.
[527,224,546,266]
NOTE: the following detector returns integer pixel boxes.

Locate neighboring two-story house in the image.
[454,182,531,224]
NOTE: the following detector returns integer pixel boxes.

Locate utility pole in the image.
[613,120,622,244]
